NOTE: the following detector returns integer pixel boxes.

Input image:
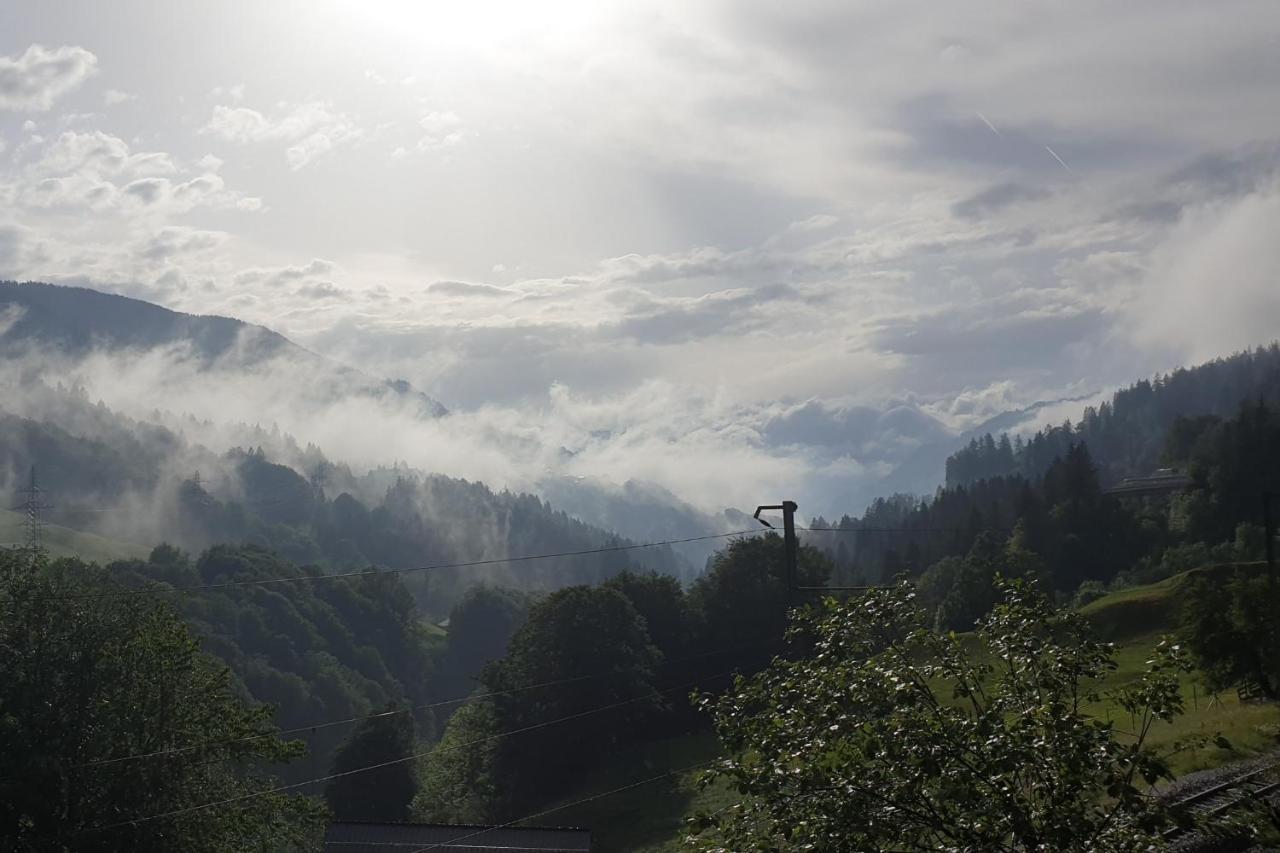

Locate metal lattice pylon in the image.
[18,466,51,555]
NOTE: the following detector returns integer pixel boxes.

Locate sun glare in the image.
[332,0,605,53]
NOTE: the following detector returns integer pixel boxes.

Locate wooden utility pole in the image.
[754,501,799,592]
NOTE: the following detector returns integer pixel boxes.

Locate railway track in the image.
[1163,758,1280,844]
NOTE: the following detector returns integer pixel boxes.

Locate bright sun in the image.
[332,0,606,54]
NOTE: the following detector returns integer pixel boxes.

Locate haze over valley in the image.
[4,4,1280,851]
[2,3,1280,523]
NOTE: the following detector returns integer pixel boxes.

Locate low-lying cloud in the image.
[0,325,1027,519]
[1133,182,1280,364]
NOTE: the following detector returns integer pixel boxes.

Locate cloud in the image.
[0,44,98,111]
[138,226,228,261]
[427,280,514,299]
[762,398,951,460]
[924,380,1020,427]
[102,88,136,106]
[416,110,464,150]
[872,301,1104,359]
[2,2,1280,522]
[208,83,245,103]
[599,245,791,286]
[0,126,265,311]
[0,223,29,266]
[286,131,353,170]
[204,101,363,169]
[6,130,259,216]
[1115,142,1280,224]
[785,214,839,233]
[865,289,1112,388]
[33,129,173,176]
[204,106,276,141]
[280,258,334,280]
[0,302,27,337]
[952,182,1051,219]
[297,281,344,300]
[234,258,336,287]
[612,283,811,345]
[1133,183,1280,362]
[889,94,1177,181]
[123,177,166,204]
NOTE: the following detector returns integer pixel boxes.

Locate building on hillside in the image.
[323,820,591,852]
[1103,467,1193,498]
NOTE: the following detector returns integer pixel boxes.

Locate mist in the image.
[0,319,1001,529]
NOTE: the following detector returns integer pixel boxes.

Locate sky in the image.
[1,1,1279,515]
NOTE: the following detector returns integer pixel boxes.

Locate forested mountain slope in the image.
[0,379,680,617]
[0,280,447,416]
[809,345,1280,601]
[100,544,442,783]
[946,344,1280,488]
[0,280,291,363]
[0,282,684,613]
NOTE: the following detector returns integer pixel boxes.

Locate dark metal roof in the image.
[323,821,591,852]
[1104,470,1193,497]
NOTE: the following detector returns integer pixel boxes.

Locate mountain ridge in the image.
[0,280,448,417]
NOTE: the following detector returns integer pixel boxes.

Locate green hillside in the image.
[0,508,151,563]
[1074,562,1267,643]
[556,566,1280,852]
[1080,563,1279,775]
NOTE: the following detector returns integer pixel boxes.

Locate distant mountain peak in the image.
[0,280,290,364]
[0,280,447,417]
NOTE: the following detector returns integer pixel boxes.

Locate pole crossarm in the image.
[755,501,798,594]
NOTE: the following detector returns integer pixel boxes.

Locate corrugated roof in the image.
[323,820,591,852]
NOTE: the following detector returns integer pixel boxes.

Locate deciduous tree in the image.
[691,580,1190,851]
[0,552,325,852]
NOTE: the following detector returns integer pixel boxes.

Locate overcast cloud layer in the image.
[1,1,1279,516]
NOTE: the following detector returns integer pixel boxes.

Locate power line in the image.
[74,666,755,837]
[797,523,1017,592]
[799,525,1015,533]
[73,636,779,770]
[319,760,720,851]
[405,759,720,853]
[757,499,1016,593]
[41,529,769,602]
[326,841,591,851]
[74,674,597,770]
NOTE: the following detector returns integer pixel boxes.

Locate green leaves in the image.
[447,585,665,820]
[325,705,418,821]
[691,578,1191,852]
[1180,568,1280,698]
[0,551,325,852]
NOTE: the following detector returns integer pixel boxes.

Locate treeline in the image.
[410,534,831,823]
[0,550,326,849]
[85,542,675,785]
[1,541,572,845]
[809,398,1280,630]
[15,527,834,824]
[178,454,680,612]
[811,444,1142,588]
[0,380,681,617]
[946,343,1280,488]
[38,531,825,817]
